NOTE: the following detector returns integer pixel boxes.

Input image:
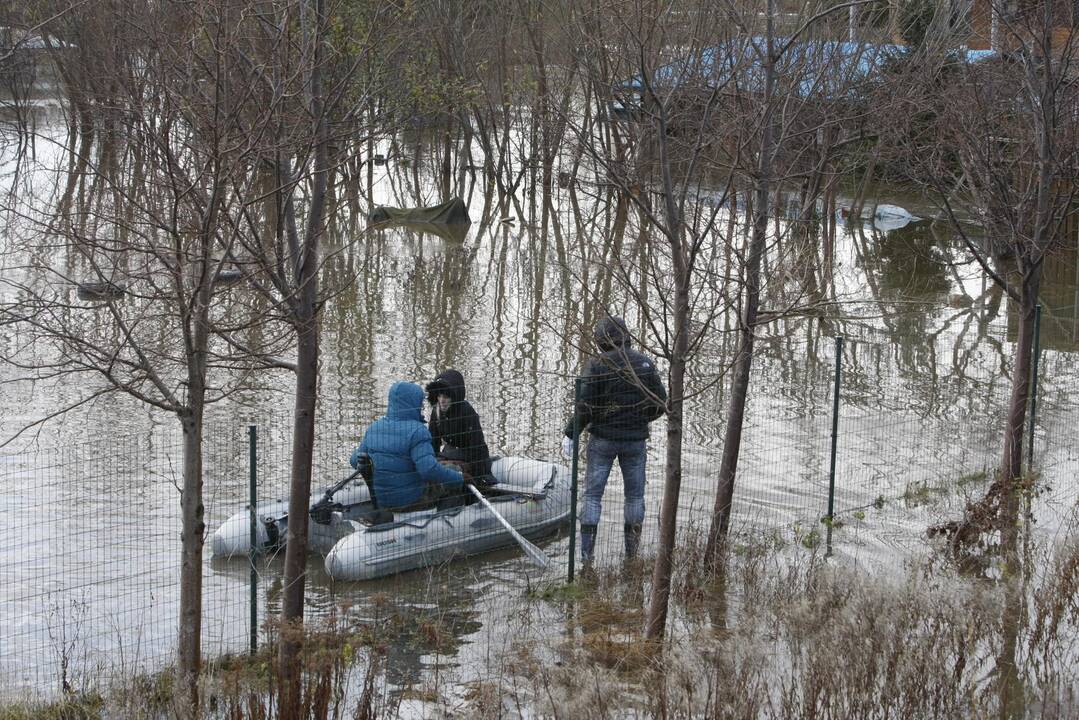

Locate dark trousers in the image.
[383,481,466,513]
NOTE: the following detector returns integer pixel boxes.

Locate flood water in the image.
[1,118,1078,699]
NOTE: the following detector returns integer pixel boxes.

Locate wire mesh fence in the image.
[1,312,1075,702]
[0,427,187,696]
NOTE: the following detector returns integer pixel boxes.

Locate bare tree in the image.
[550,0,895,637]
[904,1,1079,552]
[0,1,305,712]
[0,0,400,709]
[699,0,906,564]
[192,0,396,711]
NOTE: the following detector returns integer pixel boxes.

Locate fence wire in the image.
[1,315,1077,702]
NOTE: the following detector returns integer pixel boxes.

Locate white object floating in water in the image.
[872,204,920,230]
[873,203,917,220]
[837,204,921,231]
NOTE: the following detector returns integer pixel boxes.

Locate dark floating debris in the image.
[369,197,470,226]
[77,281,126,301]
[214,269,244,285]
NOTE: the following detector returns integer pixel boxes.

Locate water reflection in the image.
[869,221,951,299]
[211,552,490,690]
[3,128,1079,699]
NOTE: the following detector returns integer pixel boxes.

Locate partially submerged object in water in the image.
[838,203,922,232]
[76,281,126,301]
[368,197,472,242]
[369,197,471,227]
[214,269,244,286]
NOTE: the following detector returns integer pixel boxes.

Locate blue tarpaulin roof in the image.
[622,37,995,99]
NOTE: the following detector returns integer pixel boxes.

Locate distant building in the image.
[0,26,68,103]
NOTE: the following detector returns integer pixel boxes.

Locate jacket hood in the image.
[594,316,631,351]
[387,381,425,421]
[426,368,466,405]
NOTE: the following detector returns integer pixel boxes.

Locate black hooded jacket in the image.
[425,369,494,481]
[564,317,667,442]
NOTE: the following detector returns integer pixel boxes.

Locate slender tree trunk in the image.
[176,408,205,718]
[999,268,1040,555]
[645,285,688,640]
[704,10,777,564]
[176,262,212,717]
[1001,274,1039,482]
[366,100,375,201]
[850,141,878,220]
[441,109,453,198]
[278,0,328,714]
[644,83,688,640]
[278,302,320,716]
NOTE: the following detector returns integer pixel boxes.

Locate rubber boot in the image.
[624,523,642,559]
[580,524,597,564]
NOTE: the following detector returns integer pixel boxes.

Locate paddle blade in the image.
[521,540,550,568]
[467,484,549,568]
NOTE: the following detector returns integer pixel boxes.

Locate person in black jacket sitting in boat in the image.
[425,369,496,488]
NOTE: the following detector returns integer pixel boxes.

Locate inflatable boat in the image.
[212,456,571,580]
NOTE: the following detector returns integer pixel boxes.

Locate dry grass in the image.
[0,693,104,720]
[6,523,1078,719]
[501,523,1079,719]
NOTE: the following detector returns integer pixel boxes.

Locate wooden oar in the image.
[467,484,549,568]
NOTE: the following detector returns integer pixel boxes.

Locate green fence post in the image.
[1027,305,1042,473]
[248,424,258,655]
[567,378,582,584]
[827,337,844,529]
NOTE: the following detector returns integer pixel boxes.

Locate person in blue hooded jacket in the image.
[350,382,465,511]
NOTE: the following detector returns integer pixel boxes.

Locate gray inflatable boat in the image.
[212,456,571,580]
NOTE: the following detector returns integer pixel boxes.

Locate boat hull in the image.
[326,457,570,580]
[211,483,371,558]
[211,457,571,580]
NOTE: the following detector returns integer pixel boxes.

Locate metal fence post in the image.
[248,424,258,655]
[827,337,844,524]
[568,378,582,583]
[1027,305,1042,473]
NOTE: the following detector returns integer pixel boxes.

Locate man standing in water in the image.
[563,316,667,564]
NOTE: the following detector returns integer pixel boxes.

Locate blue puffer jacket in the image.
[350,382,464,509]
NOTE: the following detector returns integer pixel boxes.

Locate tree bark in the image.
[277,1,327,714]
[644,285,688,640]
[704,16,777,565]
[175,409,205,719]
[999,267,1040,553]
[176,254,212,717]
[644,75,688,641]
[277,303,320,717]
